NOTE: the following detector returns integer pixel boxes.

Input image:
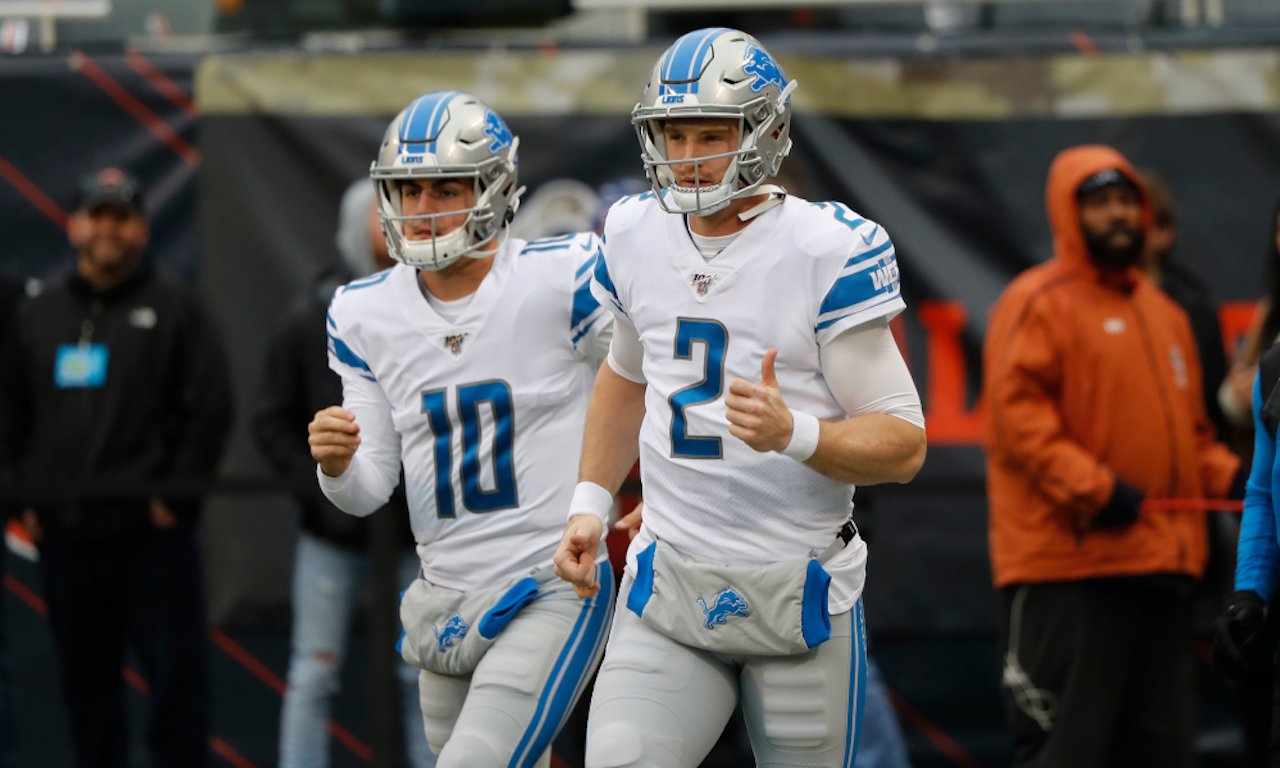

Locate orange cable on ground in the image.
[211,737,258,768]
[70,50,200,168]
[208,627,374,762]
[2,572,46,615]
[0,153,69,232]
[125,50,198,118]
[888,689,988,768]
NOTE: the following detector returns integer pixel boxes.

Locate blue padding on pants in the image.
[627,541,658,617]
[801,558,833,648]
[477,577,539,639]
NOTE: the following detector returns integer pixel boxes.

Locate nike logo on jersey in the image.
[698,588,751,629]
[860,224,879,245]
[444,333,469,356]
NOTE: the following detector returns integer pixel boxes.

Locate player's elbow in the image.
[865,422,926,485]
[892,435,927,483]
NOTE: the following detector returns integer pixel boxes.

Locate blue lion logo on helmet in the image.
[483,111,514,153]
[431,614,469,652]
[743,45,786,93]
[697,588,751,630]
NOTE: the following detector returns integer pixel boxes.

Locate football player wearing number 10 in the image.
[308,91,614,767]
[553,29,927,767]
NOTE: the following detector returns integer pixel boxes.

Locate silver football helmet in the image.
[371,90,523,271]
[632,28,797,216]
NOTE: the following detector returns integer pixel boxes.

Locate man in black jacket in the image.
[0,168,233,768]
[254,180,433,768]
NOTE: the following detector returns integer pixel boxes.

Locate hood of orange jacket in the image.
[1045,145,1153,288]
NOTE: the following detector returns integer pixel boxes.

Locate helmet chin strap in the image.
[736,185,786,222]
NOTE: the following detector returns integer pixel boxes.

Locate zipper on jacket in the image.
[1129,297,1186,570]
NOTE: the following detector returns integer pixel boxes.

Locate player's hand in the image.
[614,502,644,541]
[725,348,792,453]
[309,405,362,478]
[554,515,604,599]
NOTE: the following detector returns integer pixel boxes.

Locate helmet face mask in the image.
[632,29,796,216]
[371,91,523,271]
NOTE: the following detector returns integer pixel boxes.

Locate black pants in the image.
[998,579,1196,768]
[38,525,210,768]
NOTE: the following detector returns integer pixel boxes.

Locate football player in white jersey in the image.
[308,91,614,768]
[553,29,927,767]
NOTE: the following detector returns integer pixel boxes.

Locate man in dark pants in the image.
[984,147,1243,768]
[0,168,233,768]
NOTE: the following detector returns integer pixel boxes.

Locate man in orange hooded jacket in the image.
[984,144,1243,767]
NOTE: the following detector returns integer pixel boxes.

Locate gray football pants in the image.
[585,574,866,767]
[416,563,614,768]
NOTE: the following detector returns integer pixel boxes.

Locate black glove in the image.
[1093,480,1143,529]
[1212,590,1275,683]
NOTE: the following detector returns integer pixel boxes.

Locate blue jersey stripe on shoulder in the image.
[325,312,337,330]
[327,331,375,381]
[574,252,597,280]
[572,315,603,346]
[571,279,602,334]
[344,268,393,292]
[844,240,893,268]
[593,252,620,304]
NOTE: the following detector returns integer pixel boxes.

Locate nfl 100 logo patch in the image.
[691,272,717,297]
[697,587,751,630]
[443,333,468,356]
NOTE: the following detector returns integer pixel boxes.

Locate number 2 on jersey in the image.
[421,380,518,518]
[670,318,728,459]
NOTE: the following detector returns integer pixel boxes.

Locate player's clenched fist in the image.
[309,405,362,478]
[554,515,604,599]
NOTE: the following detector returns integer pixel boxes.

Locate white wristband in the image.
[568,481,614,524]
[779,410,820,462]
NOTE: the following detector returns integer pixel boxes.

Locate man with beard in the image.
[982,145,1243,768]
[0,168,232,768]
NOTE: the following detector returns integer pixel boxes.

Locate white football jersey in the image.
[324,233,611,592]
[594,194,905,613]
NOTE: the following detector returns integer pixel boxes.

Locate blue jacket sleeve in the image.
[1234,372,1280,603]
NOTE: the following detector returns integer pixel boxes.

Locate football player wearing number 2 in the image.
[309,91,614,767]
[553,29,926,767]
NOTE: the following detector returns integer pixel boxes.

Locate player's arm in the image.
[310,365,402,517]
[725,319,925,485]
[554,314,646,598]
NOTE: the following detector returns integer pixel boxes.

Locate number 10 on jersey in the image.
[421,380,518,518]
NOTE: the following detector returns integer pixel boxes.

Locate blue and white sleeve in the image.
[814,225,905,347]
[320,308,402,516]
[589,243,628,321]
[1234,373,1280,603]
[570,238,614,364]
